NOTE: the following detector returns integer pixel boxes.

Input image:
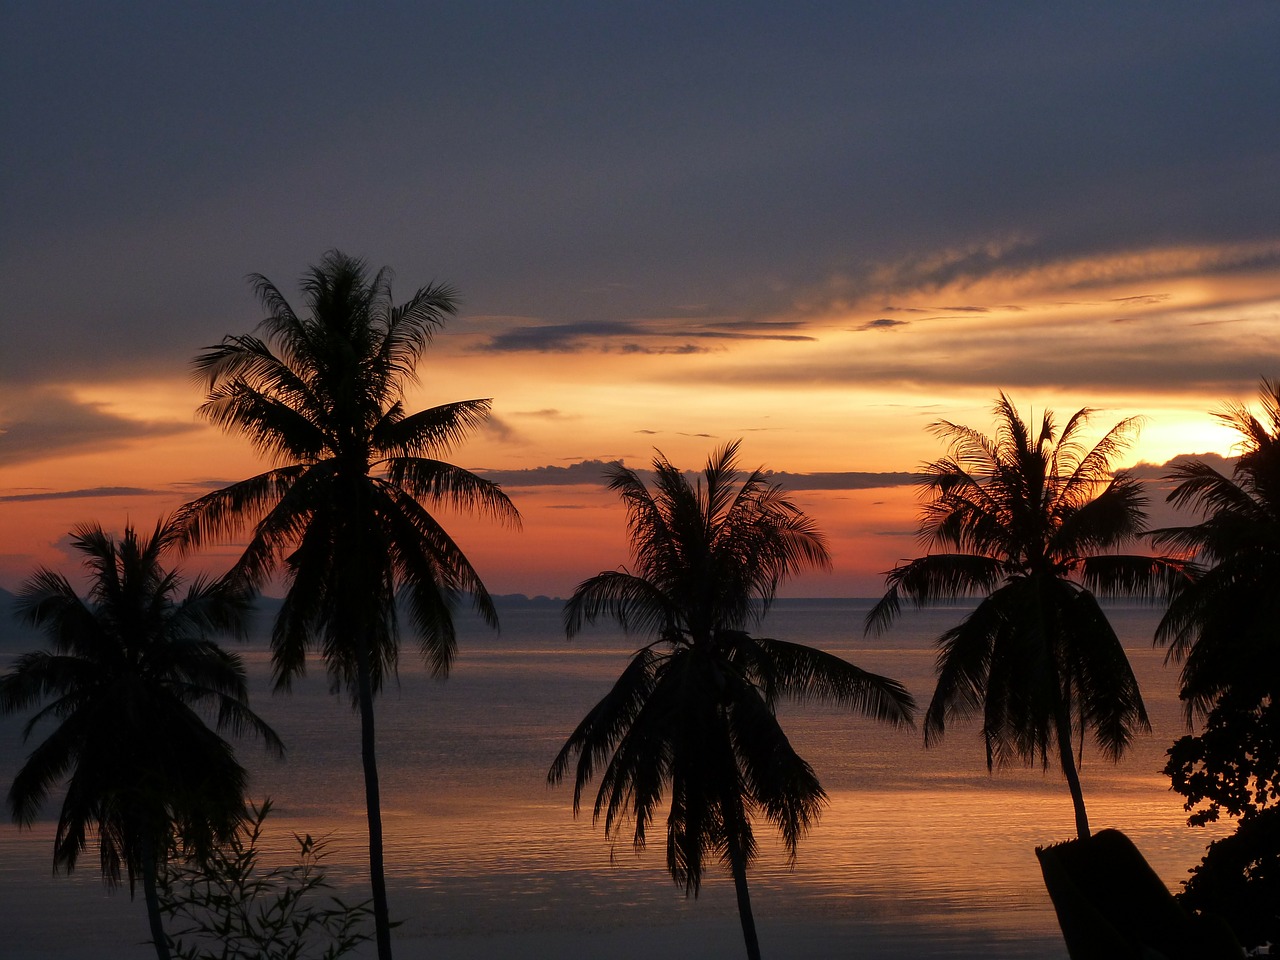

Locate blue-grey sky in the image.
[4,3,1277,382]
[3,2,1279,593]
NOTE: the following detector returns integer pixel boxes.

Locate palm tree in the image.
[865,395,1184,841]
[0,518,281,960]
[176,251,520,960]
[1151,380,1280,949]
[549,441,914,960]
[1153,378,1280,717]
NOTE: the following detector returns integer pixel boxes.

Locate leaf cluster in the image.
[1166,696,1280,827]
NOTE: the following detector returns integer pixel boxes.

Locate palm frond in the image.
[564,571,675,639]
[378,280,458,385]
[1078,554,1192,600]
[1055,473,1148,555]
[864,553,1003,635]
[373,398,493,457]
[1060,591,1150,760]
[380,457,520,528]
[923,593,1006,748]
[749,638,915,725]
[727,683,824,863]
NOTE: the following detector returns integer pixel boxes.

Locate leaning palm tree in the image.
[865,395,1184,841]
[1153,378,1280,718]
[0,518,281,960]
[177,251,519,960]
[550,441,914,960]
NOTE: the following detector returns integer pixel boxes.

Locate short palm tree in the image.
[0,518,281,960]
[177,251,519,960]
[1153,378,1280,717]
[865,395,1184,841]
[549,441,914,960]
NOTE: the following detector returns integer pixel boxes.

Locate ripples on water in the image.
[0,599,1226,958]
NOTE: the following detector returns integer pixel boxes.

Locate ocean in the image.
[0,599,1224,959]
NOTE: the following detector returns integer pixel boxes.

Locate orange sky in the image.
[2,246,1273,598]
[4,6,1278,600]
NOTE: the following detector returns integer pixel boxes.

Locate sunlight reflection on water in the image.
[0,600,1229,958]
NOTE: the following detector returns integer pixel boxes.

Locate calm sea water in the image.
[0,599,1225,958]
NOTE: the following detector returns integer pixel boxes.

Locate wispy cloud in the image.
[511,408,575,420]
[480,414,521,443]
[0,389,199,465]
[475,460,623,487]
[474,318,817,354]
[0,486,164,503]
[800,239,1280,320]
[474,460,918,491]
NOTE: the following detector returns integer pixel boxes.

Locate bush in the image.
[158,800,375,960]
[1168,695,1280,948]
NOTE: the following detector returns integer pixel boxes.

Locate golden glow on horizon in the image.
[4,240,1279,592]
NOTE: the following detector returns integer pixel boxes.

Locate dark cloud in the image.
[1111,294,1171,306]
[479,415,521,443]
[4,5,1275,383]
[617,343,707,356]
[478,453,1231,501]
[475,460,918,492]
[1190,316,1257,328]
[1126,453,1237,481]
[475,319,815,354]
[0,390,199,465]
[858,318,908,331]
[760,471,919,491]
[476,460,624,488]
[0,486,163,504]
[511,408,571,420]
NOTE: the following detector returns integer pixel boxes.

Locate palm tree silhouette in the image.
[1153,378,1280,718]
[177,251,519,960]
[550,441,914,960]
[865,395,1183,840]
[0,518,281,960]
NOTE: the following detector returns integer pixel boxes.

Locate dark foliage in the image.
[867,395,1183,840]
[178,251,519,960]
[551,442,913,960]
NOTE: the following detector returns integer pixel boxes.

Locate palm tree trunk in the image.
[356,652,394,960]
[1038,582,1090,842]
[141,837,173,960]
[1055,698,1091,841]
[728,845,762,960]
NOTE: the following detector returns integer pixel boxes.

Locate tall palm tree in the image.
[865,395,1184,841]
[176,251,519,960]
[549,441,914,960]
[1153,378,1280,717]
[0,518,281,960]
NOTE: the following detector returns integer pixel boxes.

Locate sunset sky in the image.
[2,3,1279,599]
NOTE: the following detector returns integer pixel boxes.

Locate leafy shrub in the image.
[158,800,375,960]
